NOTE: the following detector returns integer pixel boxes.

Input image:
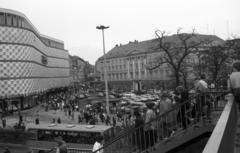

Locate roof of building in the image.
[98,34,224,60]
[0,8,64,44]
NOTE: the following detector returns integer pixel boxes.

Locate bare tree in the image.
[197,38,237,83]
[145,28,206,89]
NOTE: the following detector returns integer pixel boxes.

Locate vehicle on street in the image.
[88,89,94,93]
[84,93,90,98]
[97,92,105,97]
[27,123,114,153]
[78,94,85,99]
[109,95,116,99]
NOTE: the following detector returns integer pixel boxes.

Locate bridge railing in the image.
[203,95,238,153]
[93,91,230,153]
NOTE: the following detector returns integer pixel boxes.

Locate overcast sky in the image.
[1,0,240,65]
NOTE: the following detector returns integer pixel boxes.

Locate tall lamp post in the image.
[96,25,110,116]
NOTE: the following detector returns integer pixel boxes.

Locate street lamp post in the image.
[96,25,110,116]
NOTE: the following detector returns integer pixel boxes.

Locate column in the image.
[138,59,141,78]
[127,60,130,79]
[144,59,147,78]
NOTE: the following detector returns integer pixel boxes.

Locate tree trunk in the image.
[175,71,180,89]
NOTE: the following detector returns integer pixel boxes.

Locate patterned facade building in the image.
[96,35,224,91]
[0,8,70,111]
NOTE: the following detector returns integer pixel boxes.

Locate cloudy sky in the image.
[1,0,239,64]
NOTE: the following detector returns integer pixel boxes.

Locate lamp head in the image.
[96,25,109,30]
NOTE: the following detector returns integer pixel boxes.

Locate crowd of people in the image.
[1,61,240,153]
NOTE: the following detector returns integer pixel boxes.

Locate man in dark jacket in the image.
[176,86,191,129]
[134,112,145,151]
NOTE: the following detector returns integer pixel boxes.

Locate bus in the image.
[27,123,115,153]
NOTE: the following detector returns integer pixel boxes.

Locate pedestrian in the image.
[35,117,39,125]
[71,111,74,120]
[3,147,11,153]
[78,114,82,124]
[57,117,61,124]
[56,136,68,153]
[145,102,157,148]
[92,136,104,153]
[89,117,96,125]
[228,61,240,112]
[64,107,67,116]
[52,113,56,123]
[68,109,71,118]
[2,117,6,128]
[105,115,111,126]
[160,93,173,138]
[194,74,212,120]
[112,116,116,127]
[134,112,145,151]
[19,113,23,124]
[99,113,104,123]
[176,85,191,130]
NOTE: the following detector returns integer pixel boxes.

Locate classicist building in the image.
[96,35,224,91]
[0,8,70,112]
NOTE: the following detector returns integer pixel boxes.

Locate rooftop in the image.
[98,34,224,60]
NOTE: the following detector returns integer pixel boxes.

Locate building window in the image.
[130,73,133,79]
[141,72,145,78]
[0,13,5,25]
[135,72,138,78]
[13,15,17,26]
[6,14,12,25]
[141,63,144,70]
[135,63,138,70]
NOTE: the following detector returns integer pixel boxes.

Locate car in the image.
[97,92,105,97]
[140,96,148,102]
[109,95,116,99]
[78,94,85,99]
[84,93,90,98]
[88,89,95,93]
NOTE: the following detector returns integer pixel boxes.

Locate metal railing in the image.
[46,147,92,153]
[93,91,230,153]
[203,95,238,153]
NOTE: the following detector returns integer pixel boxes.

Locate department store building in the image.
[0,8,70,112]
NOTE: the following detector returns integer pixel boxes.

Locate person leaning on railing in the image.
[228,61,240,113]
[176,86,191,130]
[194,74,213,120]
[144,102,157,148]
